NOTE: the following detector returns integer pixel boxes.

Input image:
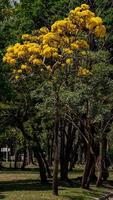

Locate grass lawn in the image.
[0,167,113,200]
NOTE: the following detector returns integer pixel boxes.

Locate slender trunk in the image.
[81,143,91,188]
[86,154,96,188]
[41,152,52,178]
[33,133,52,178]
[60,128,68,181]
[96,135,107,187]
[52,92,59,196]
[53,143,59,195]
[33,146,47,183]
[60,161,68,181]
[21,140,27,170]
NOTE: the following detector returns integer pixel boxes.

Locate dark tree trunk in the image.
[41,152,52,178]
[21,140,28,170]
[18,123,47,183]
[81,143,91,188]
[33,146,48,183]
[33,132,52,178]
[52,92,59,196]
[96,135,108,187]
[86,154,96,188]
[60,127,69,181]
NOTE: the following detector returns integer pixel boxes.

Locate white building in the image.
[9,0,20,7]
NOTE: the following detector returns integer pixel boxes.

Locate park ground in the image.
[0,165,113,200]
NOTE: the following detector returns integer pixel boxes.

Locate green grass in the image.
[0,167,113,200]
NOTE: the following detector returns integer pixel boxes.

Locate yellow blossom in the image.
[17,51,25,58]
[94,25,106,38]
[21,64,28,70]
[42,46,58,58]
[78,67,91,76]
[40,27,49,34]
[71,43,79,50]
[15,75,20,80]
[17,69,22,73]
[9,58,16,65]
[66,58,73,65]
[13,69,16,74]
[3,56,7,62]
[6,46,14,53]
[87,17,103,30]
[32,59,42,65]
[81,4,90,10]
[63,48,73,55]
[22,34,31,40]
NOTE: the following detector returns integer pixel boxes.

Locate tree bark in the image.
[52,91,59,196]
[96,135,108,187]
[33,146,48,183]
[81,143,91,188]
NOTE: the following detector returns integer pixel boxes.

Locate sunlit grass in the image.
[0,166,113,200]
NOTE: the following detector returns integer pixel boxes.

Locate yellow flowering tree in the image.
[3,3,106,195]
[3,3,106,80]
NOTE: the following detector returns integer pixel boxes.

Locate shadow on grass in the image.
[0,194,5,199]
[0,168,40,173]
[0,179,52,192]
[63,196,84,200]
[103,180,113,190]
[62,186,105,200]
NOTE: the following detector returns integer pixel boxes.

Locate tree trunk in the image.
[81,143,91,188]
[96,135,107,187]
[21,140,28,170]
[33,146,48,183]
[60,128,69,181]
[52,91,59,196]
[86,154,96,188]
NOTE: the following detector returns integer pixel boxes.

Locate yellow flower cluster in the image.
[3,3,106,79]
[68,4,106,37]
[22,27,49,43]
[51,19,77,35]
[42,45,58,58]
[43,32,60,48]
[78,67,91,76]
[66,58,73,65]
[71,40,89,50]
[3,42,43,78]
[62,48,73,55]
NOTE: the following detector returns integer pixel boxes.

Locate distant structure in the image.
[10,0,20,7]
